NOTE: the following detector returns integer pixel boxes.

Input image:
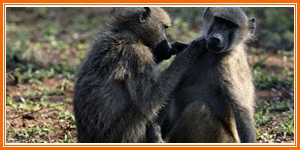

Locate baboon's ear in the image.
[248,17,256,34]
[109,7,120,18]
[139,7,151,23]
[203,7,213,21]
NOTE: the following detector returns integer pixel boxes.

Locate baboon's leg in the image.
[233,107,256,143]
[168,102,239,143]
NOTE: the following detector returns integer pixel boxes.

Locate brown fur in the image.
[169,103,238,143]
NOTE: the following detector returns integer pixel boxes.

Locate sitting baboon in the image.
[159,7,256,143]
[73,7,205,143]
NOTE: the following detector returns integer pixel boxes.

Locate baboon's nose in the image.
[207,35,225,53]
[210,37,221,45]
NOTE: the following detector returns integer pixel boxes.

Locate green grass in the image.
[251,61,294,90]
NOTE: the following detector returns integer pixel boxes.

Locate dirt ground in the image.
[6,54,294,143]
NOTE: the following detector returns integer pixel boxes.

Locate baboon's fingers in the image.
[191,37,206,48]
[146,122,163,143]
[170,41,188,54]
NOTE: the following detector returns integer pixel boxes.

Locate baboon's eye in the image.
[215,17,222,23]
[227,22,235,28]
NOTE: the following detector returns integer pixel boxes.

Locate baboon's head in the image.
[111,7,172,60]
[202,7,256,53]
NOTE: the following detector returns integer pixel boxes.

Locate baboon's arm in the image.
[128,38,206,117]
[154,41,189,63]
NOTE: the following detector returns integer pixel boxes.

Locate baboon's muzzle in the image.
[206,32,228,53]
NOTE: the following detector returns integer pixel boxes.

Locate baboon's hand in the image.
[146,122,163,143]
[190,37,206,49]
[187,37,207,57]
[170,41,189,55]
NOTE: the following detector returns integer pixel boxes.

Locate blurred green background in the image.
[6,7,294,143]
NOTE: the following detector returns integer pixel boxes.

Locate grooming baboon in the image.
[73,7,205,143]
[159,7,256,143]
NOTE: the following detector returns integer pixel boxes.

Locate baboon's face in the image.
[111,7,172,61]
[139,7,172,60]
[206,16,238,53]
[203,7,256,53]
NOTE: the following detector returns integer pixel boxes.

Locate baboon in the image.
[73,7,206,143]
[159,7,256,143]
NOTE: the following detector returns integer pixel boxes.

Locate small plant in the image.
[251,55,267,69]
[64,132,73,143]
[6,97,17,109]
[56,111,75,122]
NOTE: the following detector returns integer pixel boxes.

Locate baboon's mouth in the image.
[206,43,225,53]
